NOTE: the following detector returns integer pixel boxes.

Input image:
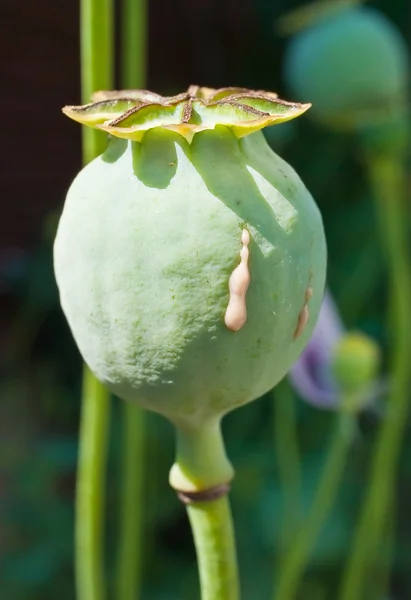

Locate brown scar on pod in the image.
[293,286,313,340]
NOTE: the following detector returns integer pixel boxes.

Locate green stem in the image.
[115,402,146,600]
[170,419,234,492]
[80,0,114,161]
[339,154,411,600]
[187,496,240,600]
[76,0,114,598]
[121,0,146,89]
[367,508,395,600]
[275,412,355,600]
[170,419,239,599]
[115,1,147,597]
[76,366,111,600]
[273,379,302,557]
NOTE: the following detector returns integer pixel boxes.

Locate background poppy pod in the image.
[283,3,409,129]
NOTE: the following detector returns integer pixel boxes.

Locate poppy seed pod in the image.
[283,2,409,130]
[54,87,326,486]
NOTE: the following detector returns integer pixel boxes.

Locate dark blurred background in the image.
[1,1,410,599]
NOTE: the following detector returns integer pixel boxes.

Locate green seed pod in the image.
[283,1,409,130]
[54,86,326,489]
[331,331,380,412]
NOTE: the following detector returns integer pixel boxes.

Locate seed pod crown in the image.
[63,85,310,142]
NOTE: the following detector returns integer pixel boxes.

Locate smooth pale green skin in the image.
[284,7,409,124]
[54,126,326,432]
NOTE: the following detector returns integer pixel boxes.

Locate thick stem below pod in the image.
[170,418,234,492]
[170,419,239,600]
[186,497,239,600]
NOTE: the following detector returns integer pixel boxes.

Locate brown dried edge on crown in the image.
[96,96,305,128]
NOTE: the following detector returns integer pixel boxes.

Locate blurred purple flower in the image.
[289,291,387,411]
[288,291,345,409]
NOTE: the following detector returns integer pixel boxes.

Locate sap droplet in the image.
[293,286,313,340]
[224,229,251,332]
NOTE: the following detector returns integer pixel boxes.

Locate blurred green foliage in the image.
[1,0,410,598]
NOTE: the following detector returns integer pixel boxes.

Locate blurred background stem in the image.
[80,0,114,163]
[76,368,111,600]
[115,1,147,599]
[121,0,146,89]
[115,407,146,600]
[367,509,396,600]
[274,411,355,600]
[75,0,113,598]
[339,150,411,600]
[273,378,302,561]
